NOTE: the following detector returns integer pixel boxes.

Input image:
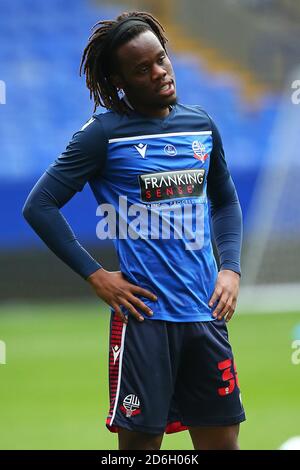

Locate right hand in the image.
[87,268,157,323]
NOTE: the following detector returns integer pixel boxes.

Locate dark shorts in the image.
[106,313,246,435]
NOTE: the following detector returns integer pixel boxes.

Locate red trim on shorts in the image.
[165,421,189,434]
[106,315,124,424]
[106,418,119,433]
[106,420,188,434]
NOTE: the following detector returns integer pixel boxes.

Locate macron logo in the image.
[134,143,148,158]
[112,345,121,365]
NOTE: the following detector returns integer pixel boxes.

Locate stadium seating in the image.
[0,0,280,246]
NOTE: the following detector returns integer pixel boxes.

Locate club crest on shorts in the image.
[192,140,209,162]
[120,394,141,417]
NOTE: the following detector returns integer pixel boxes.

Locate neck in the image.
[123,95,171,118]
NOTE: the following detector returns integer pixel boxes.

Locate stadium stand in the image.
[0,0,279,247]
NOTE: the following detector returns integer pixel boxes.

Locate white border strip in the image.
[109,321,127,427]
[109,131,212,143]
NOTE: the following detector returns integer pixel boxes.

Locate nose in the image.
[152,63,167,81]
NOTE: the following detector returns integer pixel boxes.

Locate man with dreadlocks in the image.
[23,11,245,450]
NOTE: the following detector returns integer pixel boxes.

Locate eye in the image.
[158,55,166,64]
[137,65,149,74]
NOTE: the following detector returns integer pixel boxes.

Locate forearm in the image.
[22,172,102,279]
[210,198,242,275]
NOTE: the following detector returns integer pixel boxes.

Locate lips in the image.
[160,82,171,91]
[157,80,175,96]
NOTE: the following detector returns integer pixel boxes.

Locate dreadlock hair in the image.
[79,11,168,114]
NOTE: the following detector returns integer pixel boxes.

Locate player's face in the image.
[114,30,177,118]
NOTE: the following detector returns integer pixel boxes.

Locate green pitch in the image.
[0,302,299,450]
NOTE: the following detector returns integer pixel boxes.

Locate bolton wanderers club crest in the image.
[120,394,141,418]
[192,140,209,162]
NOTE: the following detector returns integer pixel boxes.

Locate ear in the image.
[111,74,124,91]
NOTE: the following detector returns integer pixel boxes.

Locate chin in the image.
[159,95,178,108]
[169,95,178,106]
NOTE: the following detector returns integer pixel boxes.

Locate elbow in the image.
[22,199,32,223]
[22,196,37,225]
[22,172,56,227]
